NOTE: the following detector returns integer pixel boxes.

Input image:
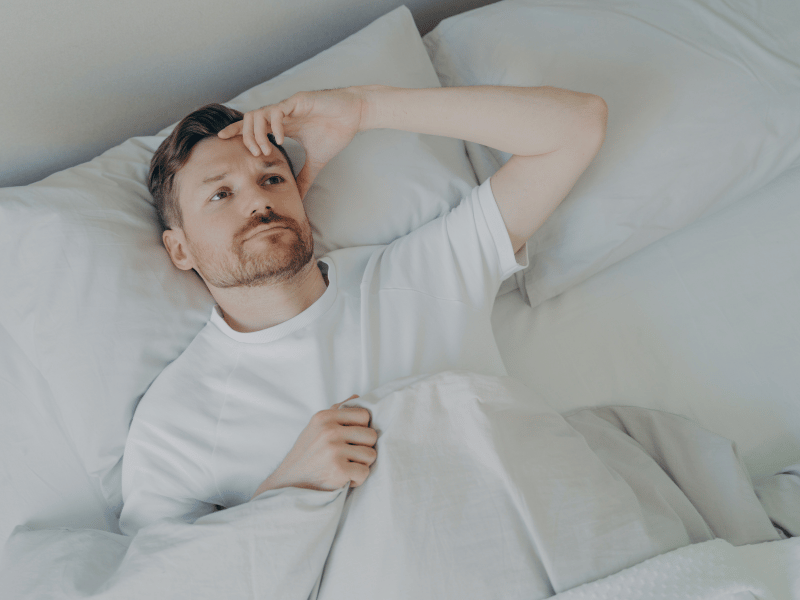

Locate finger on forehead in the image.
[335,406,371,426]
[253,111,272,155]
[242,111,258,156]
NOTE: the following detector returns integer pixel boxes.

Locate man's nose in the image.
[240,185,272,216]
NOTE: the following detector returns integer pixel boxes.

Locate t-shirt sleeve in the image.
[119,452,217,537]
[119,384,220,536]
[368,177,529,309]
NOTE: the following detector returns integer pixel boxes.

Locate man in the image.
[119,84,607,536]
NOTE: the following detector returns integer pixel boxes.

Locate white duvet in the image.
[1,371,795,599]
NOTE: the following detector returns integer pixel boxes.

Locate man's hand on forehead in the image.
[217,88,368,199]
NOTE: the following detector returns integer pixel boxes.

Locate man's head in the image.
[149,104,315,290]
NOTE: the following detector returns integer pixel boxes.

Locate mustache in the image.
[237,211,295,241]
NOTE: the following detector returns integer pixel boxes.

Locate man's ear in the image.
[162,228,194,271]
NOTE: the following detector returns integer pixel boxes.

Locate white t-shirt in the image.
[119,179,527,536]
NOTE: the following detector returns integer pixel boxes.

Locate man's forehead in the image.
[180,136,288,187]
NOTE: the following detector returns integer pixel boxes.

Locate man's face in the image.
[164,136,313,289]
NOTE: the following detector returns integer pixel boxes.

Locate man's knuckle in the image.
[322,421,340,437]
[321,448,338,467]
[331,463,347,482]
[354,464,370,485]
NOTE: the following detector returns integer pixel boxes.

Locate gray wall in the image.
[0,0,498,188]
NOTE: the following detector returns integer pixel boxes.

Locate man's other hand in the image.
[250,395,378,500]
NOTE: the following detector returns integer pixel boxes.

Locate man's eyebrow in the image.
[200,159,286,187]
[201,172,228,186]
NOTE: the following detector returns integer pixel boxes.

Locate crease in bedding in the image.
[4,370,792,599]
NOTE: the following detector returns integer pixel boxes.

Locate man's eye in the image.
[264,175,285,186]
[210,190,231,202]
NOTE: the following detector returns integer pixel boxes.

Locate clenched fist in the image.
[251,396,378,499]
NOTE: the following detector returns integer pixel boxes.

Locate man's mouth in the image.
[244,224,289,241]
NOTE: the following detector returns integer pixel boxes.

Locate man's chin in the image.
[221,252,313,288]
[196,230,314,289]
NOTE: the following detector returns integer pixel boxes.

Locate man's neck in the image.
[210,261,329,333]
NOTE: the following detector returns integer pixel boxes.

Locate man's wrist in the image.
[251,473,284,500]
[353,84,388,132]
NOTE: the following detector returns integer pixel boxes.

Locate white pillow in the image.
[0,4,476,531]
[423,0,800,307]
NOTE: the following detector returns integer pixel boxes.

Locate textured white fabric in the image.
[0,487,347,600]
[4,372,796,600]
[0,5,478,543]
[755,464,800,537]
[119,180,527,536]
[551,538,785,600]
[3,527,795,600]
[424,0,800,307]
[734,537,800,600]
[318,372,782,599]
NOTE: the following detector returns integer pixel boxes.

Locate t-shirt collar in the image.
[209,258,337,344]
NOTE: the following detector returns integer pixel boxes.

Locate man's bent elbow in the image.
[575,95,607,152]
[587,95,608,135]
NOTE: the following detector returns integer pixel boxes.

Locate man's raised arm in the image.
[358,85,607,254]
[219,84,607,253]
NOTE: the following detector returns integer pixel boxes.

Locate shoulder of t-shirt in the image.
[130,322,240,429]
[319,182,490,291]
[322,245,384,297]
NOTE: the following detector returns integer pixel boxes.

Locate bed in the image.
[1,0,799,598]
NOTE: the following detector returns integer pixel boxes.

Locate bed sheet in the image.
[0,324,116,545]
[2,370,794,599]
[550,536,800,600]
[491,162,800,480]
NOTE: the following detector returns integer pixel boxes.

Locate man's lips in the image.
[244,224,289,241]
